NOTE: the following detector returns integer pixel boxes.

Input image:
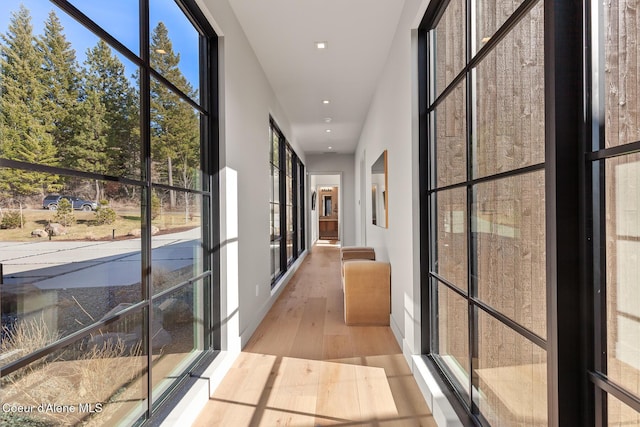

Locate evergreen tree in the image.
[69,87,109,200]
[0,5,60,200]
[149,22,199,209]
[84,40,139,180]
[38,10,81,171]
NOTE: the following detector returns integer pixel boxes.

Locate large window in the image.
[589,0,640,421]
[0,0,218,424]
[422,0,640,423]
[269,119,305,285]
[298,162,306,254]
[420,0,547,424]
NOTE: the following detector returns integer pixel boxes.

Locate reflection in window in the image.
[604,0,640,148]
[437,282,470,396]
[151,280,204,405]
[434,82,467,188]
[606,154,640,397]
[0,174,143,341]
[435,188,467,291]
[475,309,547,426]
[473,171,546,338]
[608,394,640,426]
[473,1,544,179]
[475,0,526,54]
[0,311,148,425]
[152,191,203,295]
[434,0,465,99]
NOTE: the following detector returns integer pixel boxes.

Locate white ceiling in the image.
[227,0,406,154]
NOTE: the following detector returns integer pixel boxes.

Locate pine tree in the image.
[0,5,60,200]
[84,40,139,180]
[149,22,199,209]
[38,10,81,171]
[69,87,109,200]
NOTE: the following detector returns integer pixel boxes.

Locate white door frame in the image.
[308,172,343,244]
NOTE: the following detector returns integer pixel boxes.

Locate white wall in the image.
[306,154,356,246]
[197,0,306,351]
[354,0,424,357]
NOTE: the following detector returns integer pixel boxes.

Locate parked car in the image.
[42,195,98,211]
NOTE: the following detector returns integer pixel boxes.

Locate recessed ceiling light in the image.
[328,146,333,150]
[322,99,330,104]
[325,129,332,133]
[315,41,328,49]
[324,117,332,123]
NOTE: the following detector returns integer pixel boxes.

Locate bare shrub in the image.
[76,334,144,402]
[0,315,60,367]
[0,311,145,426]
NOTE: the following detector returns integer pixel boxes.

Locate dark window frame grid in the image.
[587,0,640,413]
[269,118,305,287]
[418,0,593,424]
[0,0,220,423]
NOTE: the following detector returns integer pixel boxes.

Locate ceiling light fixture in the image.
[322,99,330,104]
[315,41,328,49]
[325,129,332,133]
[328,146,333,150]
[324,117,332,123]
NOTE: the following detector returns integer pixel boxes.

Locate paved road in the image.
[0,228,201,290]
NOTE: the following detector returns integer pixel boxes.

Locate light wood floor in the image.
[193,243,436,426]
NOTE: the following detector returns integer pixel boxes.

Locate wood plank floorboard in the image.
[194,244,436,427]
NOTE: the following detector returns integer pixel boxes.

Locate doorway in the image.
[318,186,339,240]
[309,173,341,243]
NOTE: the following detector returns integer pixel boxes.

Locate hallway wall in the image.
[197,0,306,351]
[354,0,424,356]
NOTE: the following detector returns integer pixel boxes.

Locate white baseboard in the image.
[239,251,308,347]
[389,318,462,427]
[411,355,464,427]
[389,314,403,349]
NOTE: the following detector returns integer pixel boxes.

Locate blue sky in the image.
[0,0,200,94]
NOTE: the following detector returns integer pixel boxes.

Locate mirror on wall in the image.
[322,195,332,216]
[371,150,388,228]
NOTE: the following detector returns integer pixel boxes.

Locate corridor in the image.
[193,244,436,426]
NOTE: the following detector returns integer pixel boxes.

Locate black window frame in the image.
[0,0,220,423]
[418,0,591,424]
[269,117,305,287]
[299,162,306,255]
[586,0,640,420]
